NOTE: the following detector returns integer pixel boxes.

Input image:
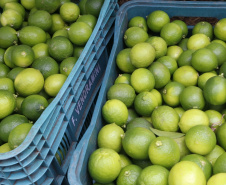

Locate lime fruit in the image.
[60,2,80,22]
[207,173,226,185]
[0,77,15,94]
[214,18,226,41]
[85,0,104,18]
[216,123,226,150]
[32,43,49,59]
[193,21,213,40]
[60,57,77,76]
[205,145,225,166]
[128,16,148,32]
[198,72,217,90]
[35,0,60,14]
[0,26,18,49]
[177,49,194,67]
[187,33,210,50]
[156,56,178,75]
[213,152,226,174]
[0,90,16,119]
[0,143,11,153]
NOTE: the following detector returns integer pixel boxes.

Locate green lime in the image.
[207,173,226,185]
[77,14,97,30]
[119,154,132,169]
[205,145,225,166]
[213,152,226,174]
[126,109,138,124]
[0,0,18,8]
[48,36,73,62]
[166,45,183,61]
[150,88,162,106]
[0,26,18,49]
[0,114,29,142]
[0,63,10,78]
[151,105,180,132]
[156,56,178,75]
[0,77,15,94]
[18,26,47,47]
[52,29,68,38]
[198,72,217,90]
[8,123,33,150]
[174,107,185,119]
[21,0,35,10]
[32,43,49,59]
[85,0,104,18]
[173,20,188,38]
[35,0,60,14]
[205,110,225,133]
[114,74,131,85]
[107,83,136,108]
[7,67,24,81]
[126,117,152,131]
[173,136,190,159]
[122,127,156,160]
[193,21,213,40]
[0,143,11,153]
[214,18,226,41]
[178,38,189,51]
[0,90,16,119]
[0,48,5,63]
[216,123,226,150]
[73,46,84,59]
[78,0,87,14]
[187,33,210,50]
[60,2,80,22]
[49,14,65,34]
[148,136,180,169]
[4,2,26,19]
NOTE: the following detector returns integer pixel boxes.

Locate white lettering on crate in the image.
[71,63,101,127]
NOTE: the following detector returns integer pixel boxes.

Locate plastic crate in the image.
[67,1,226,184]
[0,0,119,184]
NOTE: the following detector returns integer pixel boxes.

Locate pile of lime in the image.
[0,0,104,156]
[88,10,226,185]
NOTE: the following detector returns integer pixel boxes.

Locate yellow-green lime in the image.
[102,99,128,126]
[114,73,131,85]
[179,109,209,133]
[44,74,67,97]
[214,18,226,41]
[216,123,226,150]
[187,33,210,50]
[207,173,226,185]
[60,2,80,22]
[0,0,18,8]
[0,143,11,153]
[48,36,73,62]
[148,136,180,169]
[193,21,213,40]
[122,127,156,160]
[52,29,68,38]
[174,107,185,119]
[148,61,170,89]
[128,16,148,32]
[150,88,162,106]
[73,46,84,59]
[14,96,24,114]
[206,42,226,66]
[151,105,180,132]
[8,122,33,150]
[160,22,183,46]
[198,72,217,89]
[220,62,226,78]
[0,77,15,94]
[11,45,35,67]
[0,64,10,78]
[14,68,44,97]
[179,86,205,110]
[119,154,132,168]
[117,164,142,185]
[20,0,35,10]
[130,42,155,68]
[88,148,121,184]
[134,91,158,117]
[166,45,183,61]
[205,145,225,166]
[173,19,188,38]
[0,26,18,49]
[97,123,124,152]
[203,76,226,105]
[107,83,136,108]
[18,26,47,47]
[21,94,48,121]
[60,57,77,76]
[4,2,25,19]
[130,68,155,93]
[0,90,16,119]
[147,10,170,33]
[116,48,136,73]
[4,45,17,68]
[162,81,185,107]
[0,114,29,142]
[68,22,92,46]
[181,154,212,180]
[124,27,149,48]
[185,125,216,155]
[205,110,225,132]
[168,161,206,185]
[173,66,199,87]
[32,43,49,59]
[126,117,152,131]
[35,0,60,14]
[85,0,104,18]
[146,36,167,59]
[0,9,23,30]
[156,56,178,75]
[77,14,97,30]
[136,165,169,185]
[126,109,138,124]
[28,10,52,31]
[213,152,226,174]
[173,136,190,159]
[212,39,226,48]
[49,14,65,34]
[191,48,218,72]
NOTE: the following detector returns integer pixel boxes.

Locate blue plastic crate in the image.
[67,1,226,184]
[0,0,119,184]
